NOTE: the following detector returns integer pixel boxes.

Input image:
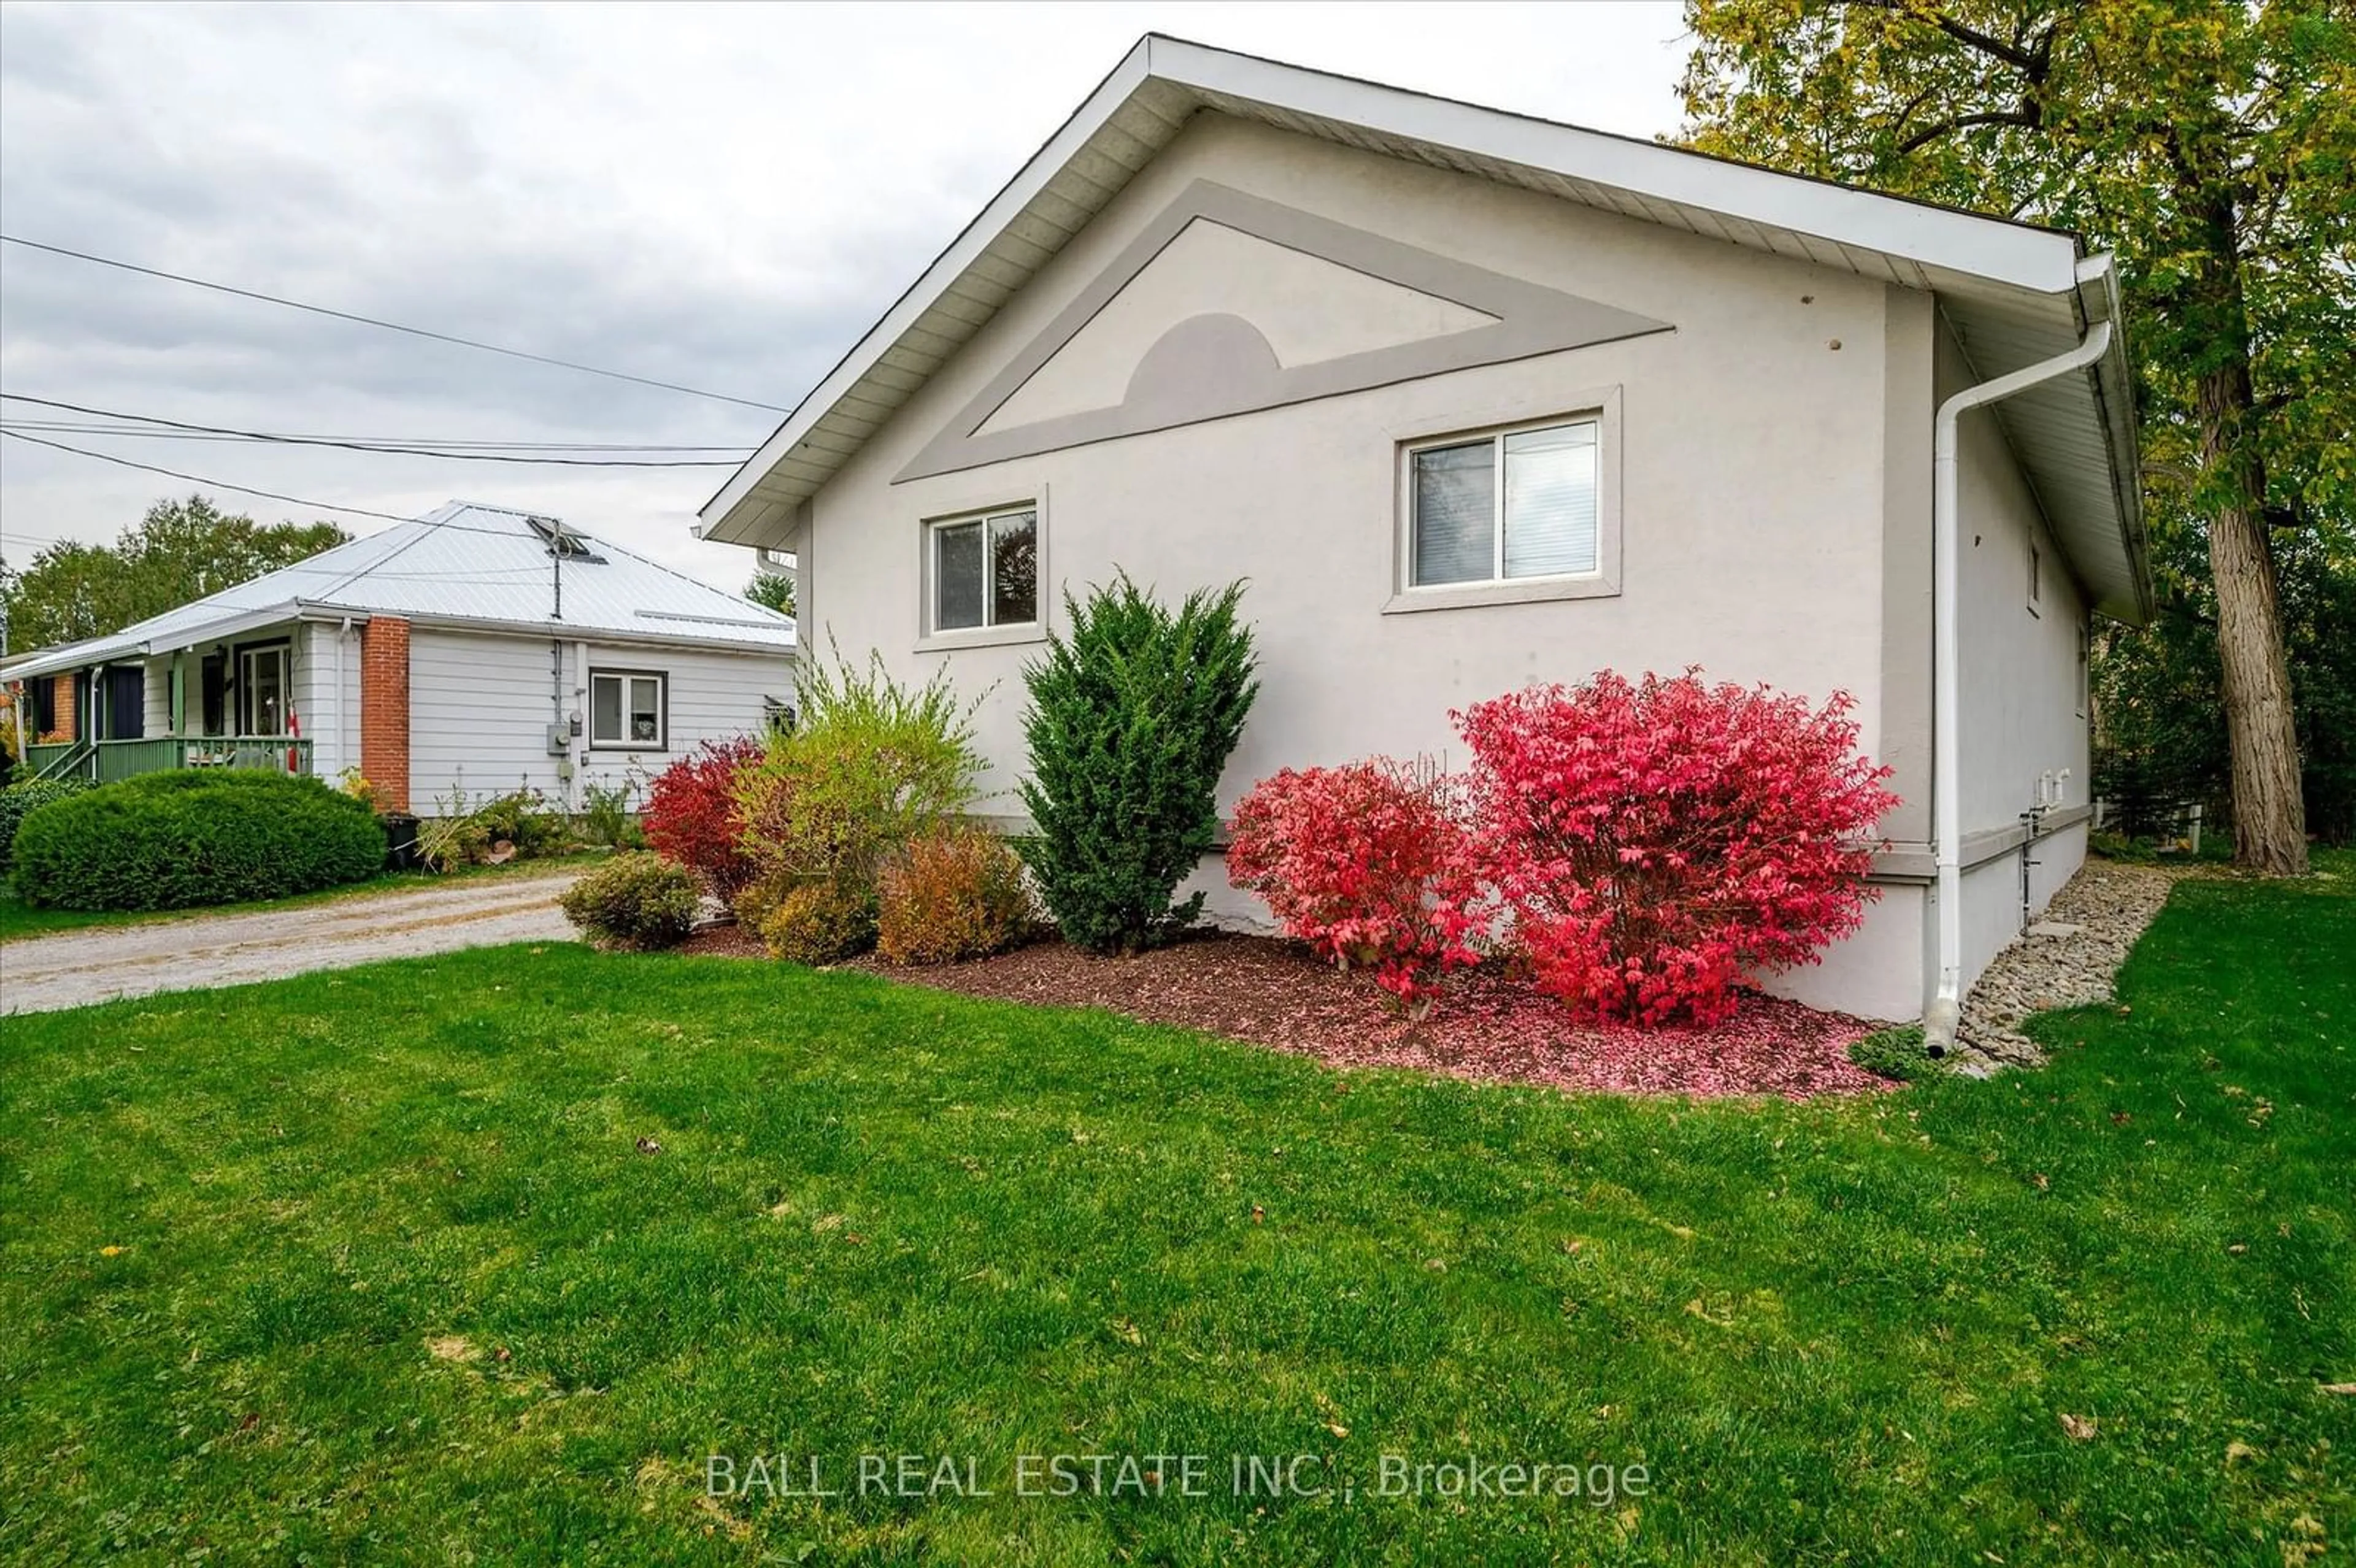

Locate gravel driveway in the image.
[0,866,585,1015]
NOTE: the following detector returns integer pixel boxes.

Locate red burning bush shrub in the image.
[1455,671,1898,1026]
[1228,759,1484,1015]
[642,736,763,899]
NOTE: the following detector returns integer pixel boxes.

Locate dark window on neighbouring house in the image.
[29,677,56,736]
[102,666,144,740]
[201,653,228,736]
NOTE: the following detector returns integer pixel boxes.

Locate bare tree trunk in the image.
[2191,211,2309,875]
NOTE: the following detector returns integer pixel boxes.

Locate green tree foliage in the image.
[744,571,796,618]
[0,495,349,650]
[1679,0,2354,872]
[2098,521,2356,843]
[1017,574,1258,954]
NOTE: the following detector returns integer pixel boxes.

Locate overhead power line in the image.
[0,396,742,467]
[0,416,752,453]
[0,428,421,523]
[0,233,793,415]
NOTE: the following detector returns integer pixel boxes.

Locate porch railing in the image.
[18,737,314,783]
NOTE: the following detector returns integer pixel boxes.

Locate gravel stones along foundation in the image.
[1952,857,2182,1072]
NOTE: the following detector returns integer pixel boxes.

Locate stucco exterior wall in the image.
[406,628,787,812]
[797,113,1954,1018]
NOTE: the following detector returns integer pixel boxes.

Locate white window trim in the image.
[915,485,1050,652]
[588,667,668,751]
[1384,387,1623,614]
[237,643,291,737]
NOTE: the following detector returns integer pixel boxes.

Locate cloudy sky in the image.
[0,1,1693,591]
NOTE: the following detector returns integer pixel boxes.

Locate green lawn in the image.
[0,851,601,943]
[2,862,2349,1564]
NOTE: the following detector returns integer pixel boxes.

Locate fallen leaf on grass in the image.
[634,1136,663,1155]
[2225,1440,2259,1465]
[2058,1413,2097,1441]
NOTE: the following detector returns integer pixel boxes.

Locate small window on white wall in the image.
[1409,418,1601,588]
[589,669,666,749]
[929,505,1038,633]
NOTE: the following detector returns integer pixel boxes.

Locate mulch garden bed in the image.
[676,922,1895,1100]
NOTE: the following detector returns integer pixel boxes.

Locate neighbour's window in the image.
[239,645,290,737]
[929,505,1038,632]
[589,670,666,748]
[1408,418,1600,588]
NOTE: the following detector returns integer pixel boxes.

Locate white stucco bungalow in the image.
[4,501,796,815]
[692,38,2149,1040]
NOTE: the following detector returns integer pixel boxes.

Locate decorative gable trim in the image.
[894,180,1674,484]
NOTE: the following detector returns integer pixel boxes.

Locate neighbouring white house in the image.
[692,37,2150,1039]
[3,501,795,815]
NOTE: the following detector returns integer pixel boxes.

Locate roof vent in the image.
[526,515,606,563]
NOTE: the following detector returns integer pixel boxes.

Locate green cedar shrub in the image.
[11,771,386,910]
[558,851,701,950]
[1017,573,1258,953]
[0,777,94,866]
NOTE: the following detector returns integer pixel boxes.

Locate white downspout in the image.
[1924,304,2114,1056]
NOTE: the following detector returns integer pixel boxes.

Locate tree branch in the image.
[1897,104,2042,154]
[1842,0,2048,77]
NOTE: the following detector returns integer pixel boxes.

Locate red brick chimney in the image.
[359,617,411,811]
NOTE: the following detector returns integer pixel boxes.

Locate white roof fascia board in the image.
[1148,38,2080,294]
[344,606,799,658]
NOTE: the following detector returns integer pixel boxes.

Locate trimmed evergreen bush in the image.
[0,777,94,867]
[11,771,387,910]
[558,851,701,950]
[1017,573,1258,953]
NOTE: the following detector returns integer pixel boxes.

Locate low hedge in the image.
[11,771,388,911]
[558,851,701,950]
[0,777,94,866]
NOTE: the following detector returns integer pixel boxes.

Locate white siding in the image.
[141,655,172,736]
[407,628,789,813]
[299,621,361,779]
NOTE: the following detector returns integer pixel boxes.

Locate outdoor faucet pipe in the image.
[1924,298,2114,1058]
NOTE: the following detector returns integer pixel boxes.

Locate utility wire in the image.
[0,234,793,415]
[0,397,742,467]
[0,429,420,523]
[0,417,752,453]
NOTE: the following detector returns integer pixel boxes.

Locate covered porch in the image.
[21,735,315,783]
[13,617,326,785]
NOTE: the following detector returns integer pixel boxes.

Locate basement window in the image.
[589,669,666,749]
